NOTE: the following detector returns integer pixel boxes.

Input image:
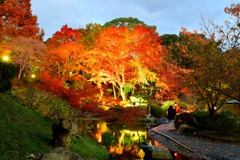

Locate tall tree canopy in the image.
[104,17,156,30]
[0,0,43,40]
[90,25,168,101]
[157,3,240,116]
[40,23,176,108]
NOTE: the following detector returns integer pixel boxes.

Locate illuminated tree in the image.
[91,25,167,101]
[10,36,46,80]
[42,25,102,108]
[42,23,173,106]
[0,0,43,40]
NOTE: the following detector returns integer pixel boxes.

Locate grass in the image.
[0,93,53,160]
[0,92,109,160]
[71,135,109,160]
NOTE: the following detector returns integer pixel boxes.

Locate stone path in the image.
[148,123,240,160]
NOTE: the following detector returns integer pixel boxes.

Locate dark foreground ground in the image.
[148,123,240,160]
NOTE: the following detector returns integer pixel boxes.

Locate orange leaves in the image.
[224,3,240,17]
[42,23,173,103]
[46,25,80,45]
[38,71,100,108]
[0,0,42,39]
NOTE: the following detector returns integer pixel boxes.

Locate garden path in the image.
[148,123,240,160]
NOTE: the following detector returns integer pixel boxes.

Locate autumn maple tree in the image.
[90,25,168,102]
[9,36,46,80]
[40,22,174,108]
[0,0,43,40]
[40,25,102,108]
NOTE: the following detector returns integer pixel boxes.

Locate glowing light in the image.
[31,74,36,79]
[174,152,178,157]
[2,55,9,61]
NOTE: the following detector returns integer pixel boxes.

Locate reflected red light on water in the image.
[153,140,165,147]
[109,146,115,153]
[174,152,178,157]
[95,132,102,143]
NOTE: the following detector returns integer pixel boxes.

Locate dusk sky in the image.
[31,0,238,40]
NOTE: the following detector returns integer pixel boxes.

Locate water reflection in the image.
[88,120,194,159]
[92,121,153,159]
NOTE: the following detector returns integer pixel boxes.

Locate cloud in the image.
[31,0,238,40]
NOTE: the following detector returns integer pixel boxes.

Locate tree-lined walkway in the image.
[148,124,240,160]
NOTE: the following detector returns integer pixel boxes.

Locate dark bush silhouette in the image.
[0,62,16,92]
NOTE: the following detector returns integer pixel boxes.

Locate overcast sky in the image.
[31,0,238,40]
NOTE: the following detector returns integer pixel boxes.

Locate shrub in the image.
[175,112,198,129]
[191,111,211,130]
[191,110,239,133]
[20,87,78,119]
[161,100,175,111]
[212,111,238,133]
[149,103,165,118]
[102,132,117,149]
[0,62,16,92]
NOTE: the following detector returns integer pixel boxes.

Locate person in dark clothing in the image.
[167,105,176,121]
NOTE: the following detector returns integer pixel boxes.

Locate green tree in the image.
[200,3,240,101]
[172,28,236,116]
[163,3,240,115]
[104,17,156,30]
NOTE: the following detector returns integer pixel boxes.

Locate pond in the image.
[86,120,189,160]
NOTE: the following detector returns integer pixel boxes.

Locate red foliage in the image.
[38,71,101,109]
[224,3,240,17]
[0,0,43,39]
[46,24,82,46]
[37,71,67,98]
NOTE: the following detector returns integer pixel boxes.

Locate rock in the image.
[177,124,197,135]
[39,147,83,160]
[141,142,173,160]
[156,117,169,125]
[175,113,198,129]
[51,119,78,149]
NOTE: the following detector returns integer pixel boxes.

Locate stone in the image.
[156,117,169,125]
[174,113,198,129]
[141,142,173,160]
[177,124,197,135]
[51,119,78,149]
[39,147,83,160]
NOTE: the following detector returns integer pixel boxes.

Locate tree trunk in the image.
[120,85,126,101]
[18,67,24,80]
[208,105,215,117]
[113,84,117,99]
